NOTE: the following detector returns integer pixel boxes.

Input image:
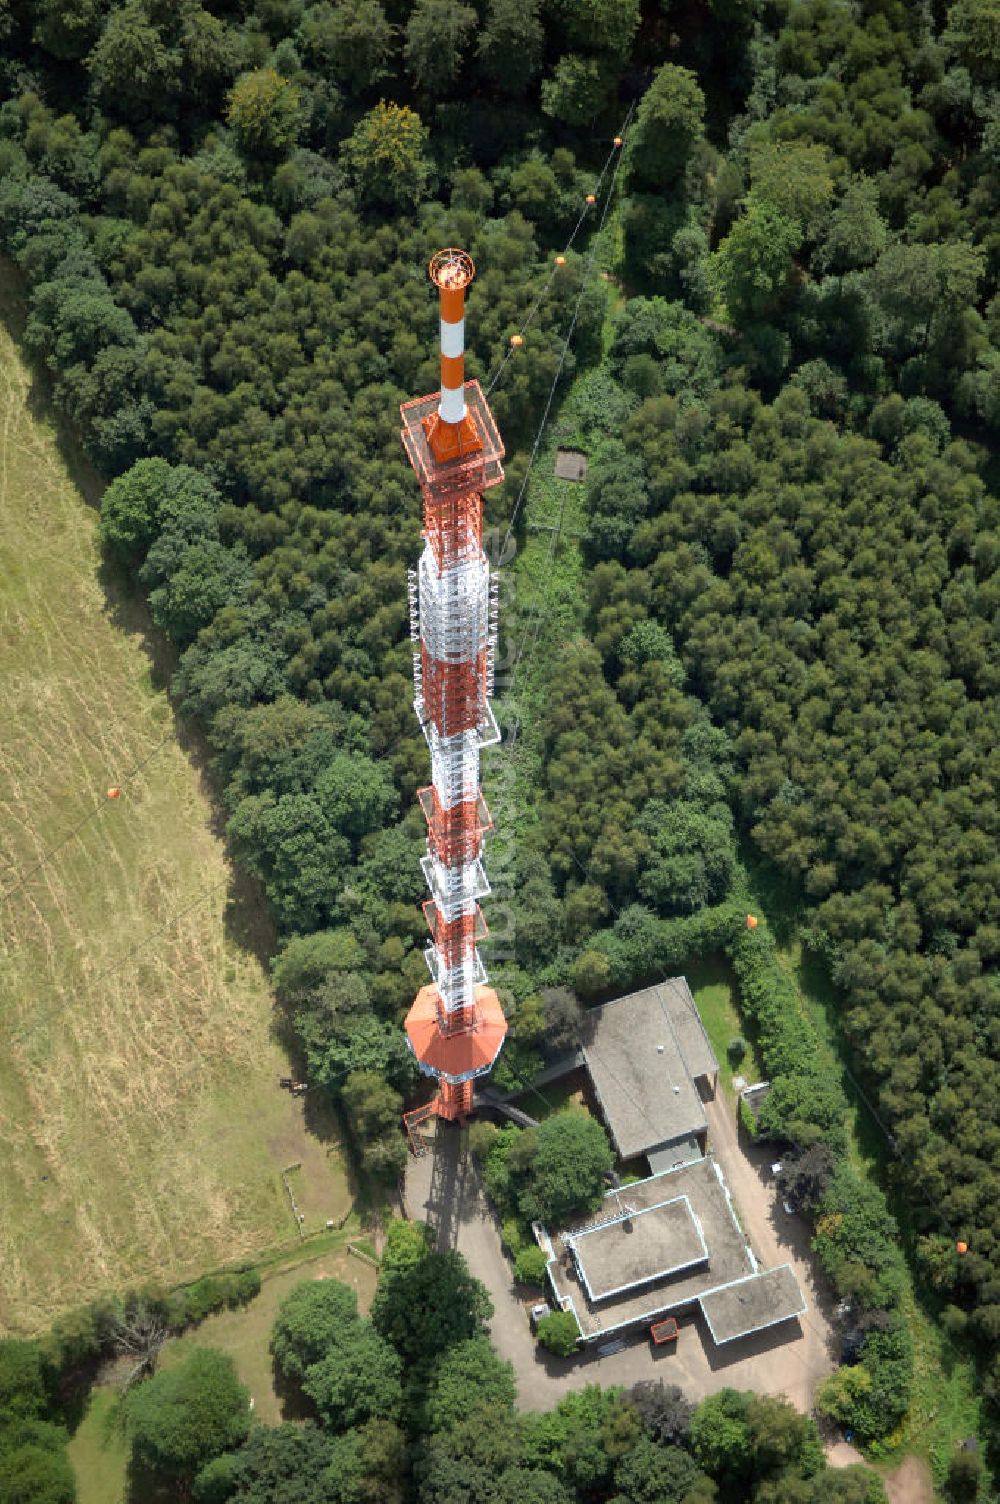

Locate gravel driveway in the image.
[403,1103,837,1412]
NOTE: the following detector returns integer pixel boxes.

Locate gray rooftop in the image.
[580,980,719,1160]
[567,1194,708,1302]
[661,976,718,1081]
[545,1157,753,1342]
[699,1265,807,1344]
[543,1159,806,1347]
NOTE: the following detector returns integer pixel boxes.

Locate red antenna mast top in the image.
[429,247,475,291]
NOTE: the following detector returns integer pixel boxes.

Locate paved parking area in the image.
[403,1096,836,1413]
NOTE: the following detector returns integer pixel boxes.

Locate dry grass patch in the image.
[0,297,350,1333]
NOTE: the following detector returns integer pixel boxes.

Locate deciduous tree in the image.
[227,69,302,158]
[626,65,705,190]
[125,1348,250,1484]
[371,1247,492,1366]
[403,0,475,97]
[340,101,430,208]
[270,1280,359,1383]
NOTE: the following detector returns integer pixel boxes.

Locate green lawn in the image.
[0,273,351,1333]
[522,1076,589,1121]
[161,1243,379,1424]
[685,953,764,1099]
[66,1386,129,1504]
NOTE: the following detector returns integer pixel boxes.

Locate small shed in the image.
[554,450,588,481]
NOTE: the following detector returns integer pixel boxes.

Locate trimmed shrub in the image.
[514,1246,548,1286]
[536,1311,580,1357]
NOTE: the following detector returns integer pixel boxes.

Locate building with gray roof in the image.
[580,979,719,1169]
[542,1158,807,1349]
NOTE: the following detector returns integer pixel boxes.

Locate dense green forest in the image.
[0,0,997,1477]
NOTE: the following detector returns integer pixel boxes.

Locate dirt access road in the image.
[405,1095,837,1412]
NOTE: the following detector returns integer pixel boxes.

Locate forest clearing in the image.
[0,286,349,1333]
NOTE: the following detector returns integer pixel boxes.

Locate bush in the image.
[500,1218,526,1257]
[738,1097,759,1138]
[0,1341,47,1420]
[468,1120,500,1162]
[0,1422,76,1504]
[536,1311,579,1357]
[125,1348,250,1483]
[514,1246,548,1286]
[170,1270,262,1328]
[727,1036,746,1067]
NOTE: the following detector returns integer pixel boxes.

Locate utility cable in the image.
[0,729,175,903]
[483,104,635,568]
[504,107,633,700]
[496,102,635,592]
[481,125,625,398]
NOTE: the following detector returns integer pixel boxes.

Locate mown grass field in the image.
[0,282,351,1334]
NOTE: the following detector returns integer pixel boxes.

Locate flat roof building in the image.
[580,980,719,1167]
[566,1194,708,1302]
[542,1158,806,1349]
[700,1265,807,1344]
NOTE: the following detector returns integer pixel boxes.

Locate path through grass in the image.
[0,277,351,1333]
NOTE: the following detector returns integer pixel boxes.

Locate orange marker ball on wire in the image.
[107,787,121,800]
[614,136,623,147]
[510,333,524,348]
[956,1240,968,1255]
[554,255,567,267]
[585,194,597,205]
[746,914,758,930]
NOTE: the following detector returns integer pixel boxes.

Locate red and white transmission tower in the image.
[400,248,507,1124]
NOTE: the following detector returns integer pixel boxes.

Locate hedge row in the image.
[39,1267,261,1381]
[725,917,913,1444]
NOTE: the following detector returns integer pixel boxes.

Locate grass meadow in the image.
[0,278,351,1334]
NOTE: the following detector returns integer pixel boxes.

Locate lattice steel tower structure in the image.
[401,249,507,1122]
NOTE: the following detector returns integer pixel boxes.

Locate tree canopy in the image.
[1,0,998,1465]
[126,1347,251,1483]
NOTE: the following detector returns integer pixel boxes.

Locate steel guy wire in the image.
[481,122,627,399]
[496,102,636,591]
[505,106,634,701]
[0,729,175,903]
